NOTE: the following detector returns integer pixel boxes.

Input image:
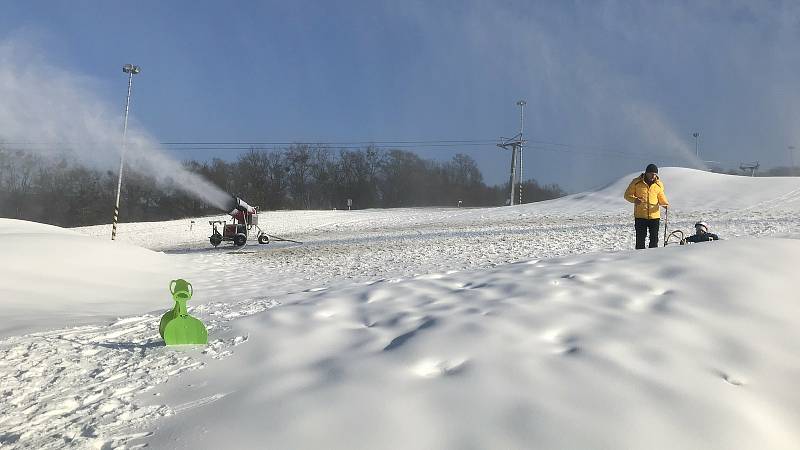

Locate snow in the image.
[0,218,186,338]
[537,167,800,213]
[148,240,800,450]
[2,167,800,449]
